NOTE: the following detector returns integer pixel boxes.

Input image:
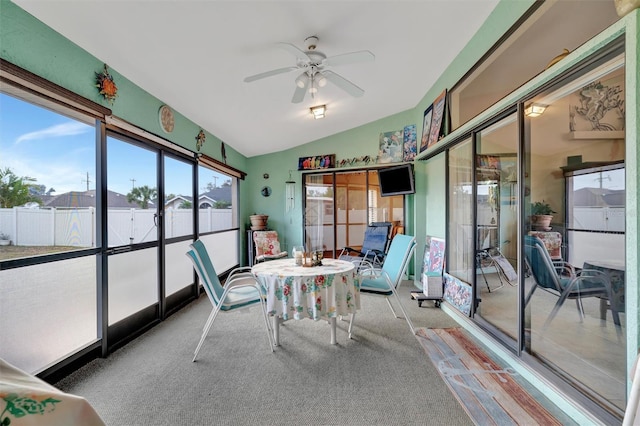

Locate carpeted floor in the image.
[52,284,567,425]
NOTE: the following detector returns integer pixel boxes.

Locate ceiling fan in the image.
[243,36,375,103]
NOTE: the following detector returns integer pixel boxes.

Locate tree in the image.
[0,167,40,208]
[126,185,157,209]
[213,200,230,209]
[179,200,192,209]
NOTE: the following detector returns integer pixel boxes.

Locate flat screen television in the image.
[378,164,415,197]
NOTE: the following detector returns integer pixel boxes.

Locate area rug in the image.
[415,327,562,426]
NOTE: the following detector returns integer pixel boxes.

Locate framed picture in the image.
[403,124,417,162]
[427,89,447,148]
[419,105,433,153]
[443,272,472,316]
[423,236,445,275]
[422,236,445,298]
[298,154,335,170]
[377,130,404,163]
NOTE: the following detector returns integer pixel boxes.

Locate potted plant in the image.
[0,232,11,246]
[249,214,269,230]
[530,201,556,230]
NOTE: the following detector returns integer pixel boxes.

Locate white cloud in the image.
[15,122,90,144]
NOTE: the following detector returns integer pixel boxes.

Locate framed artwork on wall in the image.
[427,89,447,148]
[298,154,335,170]
[377,130,404,163]
[403,124,417,162]
[419,104,433,153]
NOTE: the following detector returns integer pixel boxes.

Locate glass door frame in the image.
[102,127,198,352]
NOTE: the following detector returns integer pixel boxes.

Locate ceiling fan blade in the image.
[277,42,312,62]
[323,50,375,67]
[322,70,365,97]
[291,78,308,104]
[243,66,297,83]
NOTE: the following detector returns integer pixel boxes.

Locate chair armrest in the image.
[341,246,362,256]
[225,268,260,288]
[576,268,607,279]
[357,260,381,276]
[553,260,576,277]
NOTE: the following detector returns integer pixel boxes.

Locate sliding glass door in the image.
[304,169,406,258]
[474,115,519,342]
[106,136,160,341]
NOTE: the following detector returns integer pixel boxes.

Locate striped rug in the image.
[415,327,563,426]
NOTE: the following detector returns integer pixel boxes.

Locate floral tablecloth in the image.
[252,258,360,321]
[0,359,105,426]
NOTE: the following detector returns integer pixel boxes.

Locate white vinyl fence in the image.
[572,206,625,232]
[0,207,232,247]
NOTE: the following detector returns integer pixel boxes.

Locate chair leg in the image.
[575,298,585,321]
[257,294,275,352]
[543,280,578,331]
[348,313,355,339]
[390,286,415,335]
[385,297,400,318]
[602,279,623,340]
[193,304,222,362]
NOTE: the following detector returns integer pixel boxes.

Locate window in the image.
[524,53,625,411]
[449,1,618,131]
[197,164,237,234]
[304,169,405,258]
[0,90,97,258]
[0,84,100,373]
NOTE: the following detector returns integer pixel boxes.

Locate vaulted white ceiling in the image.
[14,0,500,157]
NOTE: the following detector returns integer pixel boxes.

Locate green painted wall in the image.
[3,0,640,420]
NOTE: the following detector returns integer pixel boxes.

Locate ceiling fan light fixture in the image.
[310,104,326,119]
[295,74,307,88]
[317,74,327,87]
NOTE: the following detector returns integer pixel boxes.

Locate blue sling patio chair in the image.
[349,233,417,337]
[187,239,274,361]
[524,234,621,332]
[339,221,393,270]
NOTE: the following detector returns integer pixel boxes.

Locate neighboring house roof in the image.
[201,187,232,204]
[164,187,231,208]
[37,187,232,209]
[165,195,191,206]
[572,187,625,207]
[43,190,143,208]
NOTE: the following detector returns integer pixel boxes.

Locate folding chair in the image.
[339,221,392,269]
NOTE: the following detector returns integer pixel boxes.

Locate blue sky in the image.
[1,93,228,197]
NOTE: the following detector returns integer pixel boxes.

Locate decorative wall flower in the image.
[95,64,118,104]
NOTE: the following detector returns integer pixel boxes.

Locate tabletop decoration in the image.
[95,64,118,104]
[302,250,323,267]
